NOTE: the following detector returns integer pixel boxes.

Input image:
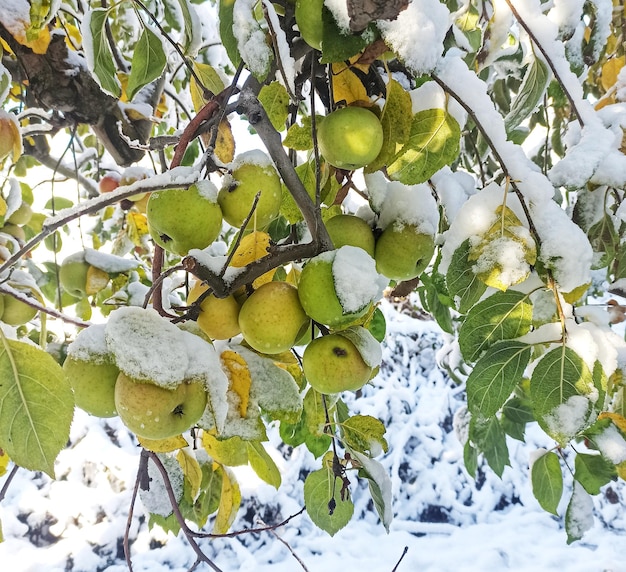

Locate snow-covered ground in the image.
[1,299,624,572]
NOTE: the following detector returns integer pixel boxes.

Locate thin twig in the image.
[194,507,306,539]
[391,546,409,572]
[263,523,310,572]
[124,453,148,572]
[0,464,19,503]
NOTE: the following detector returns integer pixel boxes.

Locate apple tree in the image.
[0,0,626,562]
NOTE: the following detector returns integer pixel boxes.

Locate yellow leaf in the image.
[86,265,109,296]
[0,110,22,163]
[221,349,252,417]
[214,120,235,164]
[598,412,626,434]
[0,197,7,220]
[0,449,9,477]
[63,22,82,48]
[0,13,51,54]
[331,63,368,105]
[190,62,225,113]
[138,434,188,452]
[126,211,149,246]
[202,431,248,466]
[601,56,625,92]
[212,464,241,534]
[230,231,275,288]
[176,449,203,499]
[561,282,590,304]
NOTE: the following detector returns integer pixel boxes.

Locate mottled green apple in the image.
[115,373,208,439]
[64,356,120,418]
[295,0,324,50]
[238,281,309,354]
[187,280,241,340]
[297,253,369,328]
[375,223,436,281]
[1,282,44,325]
[147,181,223,256]
[318,107,383,170]
[218,151,282,229]
[325,214,375,257]
[7,201,33,225]
[303,334,372,394]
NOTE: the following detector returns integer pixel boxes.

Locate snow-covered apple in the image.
[218,151,282,229]
[238,281,309,354]
[303,333,372,394]
[98,172,121,194]
[115,373,208,439]
[317,107,383,170]
[147,181,223,256]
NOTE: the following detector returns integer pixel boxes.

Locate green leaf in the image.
[85,9,121,97]
[283,118,315,151]
[501,396,534,441]
[320,8,373,64]
[463,440,478,478]
[259,82,290,132]
[420,273,454,334]
[387,108,461,185]
[446,239,487,314]
[530,346,595,445]
[126,26,167,101]
[340,415,388,456]
[366,307,386,343]
[0,60,10,102]
[467,341,531,417]
[505,55,549,135]
[303,466,354,535]
[0,339,74,477]
[459,290,533,363]
[194,461,223,524]
[574,453,616,495]
[247,441,281,489]
[177,0,199,55]
[531,450,563,515]
[351,450,393,531]
[565,482,594,544]
[470,416,510,477]
[365,79,413,173]
[218,0,242,69]
[587,213,618,269]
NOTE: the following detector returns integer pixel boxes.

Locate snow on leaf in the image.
[247,441,281,489]
[0,338,73,477]
[232,0,273,80]
[351,450,393,532]
[531,450,563,516]
[530,346,596,445]
[303,465,354,536]
[466,341,531,418]
[458,290,533,363]
[82,9,121,97]
[139,454,183,518]
[565,481,594,544]
[387,108,461,185]
[218,0,242,69]
[338,326,382,369]
[212,464,241,534]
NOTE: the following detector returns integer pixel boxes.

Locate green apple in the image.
[303,333,372,394]
[298,251,370,327]
[318,107,383,170]
[187,280,241,340]
[218,151,282,229]
[115,372,208,439]
[1,281,44,325]
[325,214,375,257]
[295,0,324,50]
[375,222,436,281]
[1,223,26,242]
[64,356,119,417]
[59,252,90,297]
[147,181,223,256]
[238,281,309,354]
[7,201,32,225]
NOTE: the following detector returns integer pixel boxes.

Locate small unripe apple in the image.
[218,151,282,229]
[147,181,223,256]
[115,372,208,439]
[7,201,32,225]
[98,172,121,194]
[303,334,372,394]
[295,0,323,50]
[64,357,120,418]
[59,252,90,297]
[238,281,309,354]
[1,280,44,325]
[187,281,242,340]
[375,223,436,281]
[1,223,26,242]
[318,107,383,170]
[325,214,375,257]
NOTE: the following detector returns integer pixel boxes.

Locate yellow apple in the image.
[187,280,241,340]
[238,281,309,354]
[303,333,372,394]
[115,372,208,439]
